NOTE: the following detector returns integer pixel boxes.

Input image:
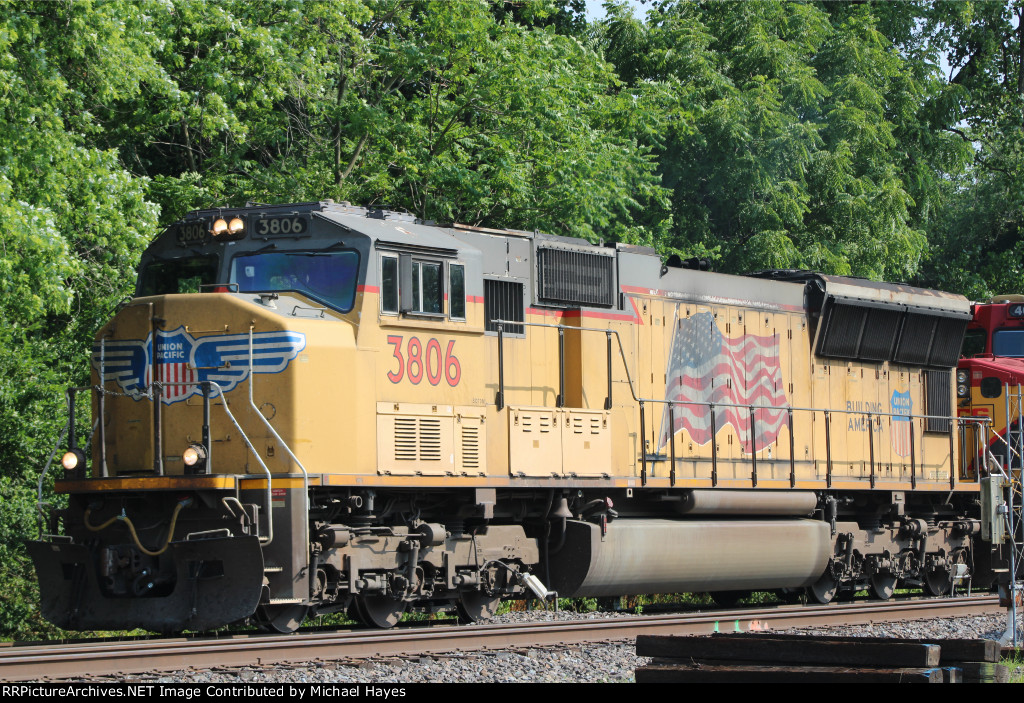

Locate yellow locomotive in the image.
[29,201,985,632]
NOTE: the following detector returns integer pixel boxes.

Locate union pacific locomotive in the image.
[29,201,993,633]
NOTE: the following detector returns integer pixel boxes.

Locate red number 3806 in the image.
[386,336,461,387]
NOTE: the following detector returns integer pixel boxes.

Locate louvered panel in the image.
[455,409,486,476]
[394,417,418,461]
[418,418,442,461]
[461,425,479,469]
[376,403,455,476]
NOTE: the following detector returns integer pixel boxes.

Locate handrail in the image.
[492,317,989,487]
[247,326,308,558]
[57,378,275,545]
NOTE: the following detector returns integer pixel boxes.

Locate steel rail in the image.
[0,595,1001,681]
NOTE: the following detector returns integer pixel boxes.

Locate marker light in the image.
[211,218,228,236]
[228,217,245,234]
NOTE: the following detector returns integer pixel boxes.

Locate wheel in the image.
[354,594,407,628]
[254,603,309,633]
[456,590,501,623]
[870,573,897,600]
[922,568,951,596]
[809,572,839,604]
[709,591,748,608]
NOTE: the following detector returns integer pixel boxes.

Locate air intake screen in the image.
[925,369,952,433]
[537,248,615,307]
[484,279,524,335]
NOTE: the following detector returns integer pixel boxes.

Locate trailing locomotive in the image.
[29,201,989,633]
[958,296,1024,472]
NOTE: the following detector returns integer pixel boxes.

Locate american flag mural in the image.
[658,310,789,454]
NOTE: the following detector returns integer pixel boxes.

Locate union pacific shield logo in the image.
[890,390,912,457]
[92,327,306,405]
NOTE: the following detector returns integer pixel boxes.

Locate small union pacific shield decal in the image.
[890,389,912,458]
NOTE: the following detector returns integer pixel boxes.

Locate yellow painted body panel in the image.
[89,282,963,492]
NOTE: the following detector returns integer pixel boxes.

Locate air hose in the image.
[83,498,192,556]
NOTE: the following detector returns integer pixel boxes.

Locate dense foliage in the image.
[1,0,1022,638]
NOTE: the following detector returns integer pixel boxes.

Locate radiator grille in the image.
[816,296,967,369]
[929,318,969,367]
[817,302,866,358]
[894,313,935,366]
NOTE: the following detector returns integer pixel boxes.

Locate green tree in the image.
[600,0,970,280]
[0,0,160,638]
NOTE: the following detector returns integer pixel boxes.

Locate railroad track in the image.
[1,595,1002,682]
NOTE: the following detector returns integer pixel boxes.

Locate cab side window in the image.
[412,261,442,314]
[381,255,399,314]
[449,264,466,320]
[380,252,465,321]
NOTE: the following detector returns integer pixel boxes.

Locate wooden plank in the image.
[638,634,940,667]
[707,632,1001,663]
[942,667,963,684]
[635,663,942,683]
[957,662,1009,683]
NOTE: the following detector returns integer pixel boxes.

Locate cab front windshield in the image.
[961,328,988,357]
[231,250,360,312]
[993,329,1024,358]
[138,256,219,296]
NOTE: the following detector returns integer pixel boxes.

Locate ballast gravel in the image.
[136,609,1010,684]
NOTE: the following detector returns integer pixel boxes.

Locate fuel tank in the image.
[547,518,831,597]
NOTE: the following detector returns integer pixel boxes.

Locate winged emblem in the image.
[92,327,306,404]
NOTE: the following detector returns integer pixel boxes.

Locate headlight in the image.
[958,384,970,397]
[61,448,87,472]
[228,217,244,234]
[183,443,208,472]
[957,370,969,385]
[211,218,228,236]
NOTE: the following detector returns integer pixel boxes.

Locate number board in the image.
[252,215,310,238]
[1009,303,1024,318]
[175,220,209,245]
